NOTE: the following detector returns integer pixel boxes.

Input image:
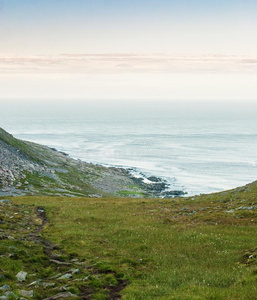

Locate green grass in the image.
[117,190,146,196]
[2,181,255,299]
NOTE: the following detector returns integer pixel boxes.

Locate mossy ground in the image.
[0,181,257,299]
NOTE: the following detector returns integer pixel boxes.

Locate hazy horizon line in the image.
[1,53,257,74]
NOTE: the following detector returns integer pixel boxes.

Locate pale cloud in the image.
[1,53,256,101]
[0,54,257,74]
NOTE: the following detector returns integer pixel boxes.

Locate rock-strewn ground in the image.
[0,199,127,299]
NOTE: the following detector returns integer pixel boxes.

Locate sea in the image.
[1,100,256,196]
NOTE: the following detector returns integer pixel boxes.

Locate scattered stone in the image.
[3,291,18,299]
[57,274,72,280]
[0,199,11,204]
[50,259,72,266]
[19,290,34,298]
[16,271,27,282]
[88,194,102,198]
[43,292,78,299]
[0,285,11,291]
[50,273,62,280]
[237,206,257,210]
[28,279,43,287]
[83,275,91,281]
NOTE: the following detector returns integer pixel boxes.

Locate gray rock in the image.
[237,206,256,210]
[0,199,11,204]
[88,194,102,198]
[16,271,27,281]
[0,296,7,300]
[28,279,43,287]
[0,285,11,291]
[58,274,72,280]
[19,290,34,298]
[3,291,18,299]
[50,273,62,279]
[43,292,78,299]
[83,275,91,281]
[147,176,162,182]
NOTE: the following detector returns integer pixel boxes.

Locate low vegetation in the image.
[1,180,256,299]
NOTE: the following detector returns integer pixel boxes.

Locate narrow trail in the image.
[34,206,128,300]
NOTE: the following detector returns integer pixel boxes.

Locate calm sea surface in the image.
[1,100,256,196]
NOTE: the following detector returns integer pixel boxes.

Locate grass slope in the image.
[0,181,257,299]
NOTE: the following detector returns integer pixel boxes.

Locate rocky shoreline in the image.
[0,127,186,198]
[127,171,187,198]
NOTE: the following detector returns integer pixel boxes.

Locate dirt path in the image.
[34,206,128,299]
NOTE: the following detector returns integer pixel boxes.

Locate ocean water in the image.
[1,100,256,196]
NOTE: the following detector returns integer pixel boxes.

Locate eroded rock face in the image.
[0,139,48,195]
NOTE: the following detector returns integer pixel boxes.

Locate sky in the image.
[0,0,257,101]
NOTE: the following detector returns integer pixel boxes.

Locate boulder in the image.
[16,271,27,282]
[19,290,34,298]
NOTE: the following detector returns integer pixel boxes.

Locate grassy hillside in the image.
[1,181,256,299]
